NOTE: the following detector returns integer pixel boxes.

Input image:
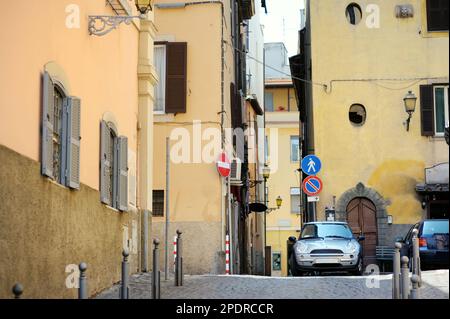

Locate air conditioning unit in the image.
[230,158,242,185]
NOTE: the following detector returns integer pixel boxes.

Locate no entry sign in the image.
[217,152,231,177]
[302,176,323,196]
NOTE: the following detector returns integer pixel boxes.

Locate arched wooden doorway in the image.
[346,198,378,267]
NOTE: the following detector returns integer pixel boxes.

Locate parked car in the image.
[289,222,365,276]
[399,219,449,270]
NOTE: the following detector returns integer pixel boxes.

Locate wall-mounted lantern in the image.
[88,0,153,36]
[403,91,417,131]
[387,215,394,225]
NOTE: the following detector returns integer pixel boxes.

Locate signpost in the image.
[217,152,231,178]
[302,175,323,197]
[301,155,322,176]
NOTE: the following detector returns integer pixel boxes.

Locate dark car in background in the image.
[400,219,449,270]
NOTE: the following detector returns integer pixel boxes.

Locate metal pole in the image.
[120,249,129,299]
[393,242,402,299]
[78,262,88,299]
[400,256,410,299]
[410,275,420,299]
[143,209,149,272]
[412,229,422,287]
[165,137,170,281]
[152,239,161,299]
[12,283,23,299]
[227,176,233,274]
[264,176,267,276]
[175,230,183,286]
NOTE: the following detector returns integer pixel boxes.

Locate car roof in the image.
[304,221,348,225]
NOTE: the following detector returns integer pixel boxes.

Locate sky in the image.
[260,0,305,57]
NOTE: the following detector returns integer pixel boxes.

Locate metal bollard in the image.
[120,249,130,299]
[392,242,402,299]
[152,239,161,299]
[78,262,88,299]
[175,230,183,287]
[12,283,23,299]
[400,256,410,299]
[411,229,422,287]
[410,275,421,299]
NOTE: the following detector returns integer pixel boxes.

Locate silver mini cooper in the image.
[289,222,365,276]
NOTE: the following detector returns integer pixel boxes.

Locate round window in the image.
[349,104,366,126]
[346,3,363,25]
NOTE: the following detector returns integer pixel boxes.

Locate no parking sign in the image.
[302,176,323,196]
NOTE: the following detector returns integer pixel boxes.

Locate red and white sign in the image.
[302,176,323,197]
[217,152,231,177]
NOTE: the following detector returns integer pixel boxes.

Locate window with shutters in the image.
[420,84,449,137]
[41,72,81,189]
[426,0,449,32]
[434,85,449,135]
[152,190,165,217]
[153,42,187,114]
[291,187,301,214]
[100,120,128,212]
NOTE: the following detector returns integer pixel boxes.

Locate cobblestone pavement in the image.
[96,270,449,299]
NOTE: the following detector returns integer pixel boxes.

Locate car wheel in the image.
[352,257,363,276]
[289,254,300,277]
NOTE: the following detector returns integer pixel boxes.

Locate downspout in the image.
[155,0,228,260]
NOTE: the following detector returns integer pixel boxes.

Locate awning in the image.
[416,183,449,193]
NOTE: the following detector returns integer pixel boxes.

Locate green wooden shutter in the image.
[116,136,129,212]
[41,72,55,178]
[165,42,187,114]
[420,85,435,136]
[100,121,112,205]
[65,97,81,189]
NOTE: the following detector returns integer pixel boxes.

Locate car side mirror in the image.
[395,236,404,243]
[288,236,297,243]
[358,235,366,242]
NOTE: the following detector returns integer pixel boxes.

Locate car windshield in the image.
[301,224,353,239]
[423,221,449,236]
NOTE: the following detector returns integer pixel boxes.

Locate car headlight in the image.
[295,241,308,254]
[346,241,358,254]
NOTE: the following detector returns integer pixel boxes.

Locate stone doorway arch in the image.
[336,183,391,247]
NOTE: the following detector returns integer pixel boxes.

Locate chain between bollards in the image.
[152,238,161,299]
[400,256,410,299]
[392,242,402,299]
[78,262,88,299]
[175,230,183,287]
[120,249,130,299]
[12,283,23,299]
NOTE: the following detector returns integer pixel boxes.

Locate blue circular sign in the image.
[301,155,322,176]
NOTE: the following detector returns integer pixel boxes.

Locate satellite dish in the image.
[249,202,267,213]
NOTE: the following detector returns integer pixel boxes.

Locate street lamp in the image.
[89,0,153,36]
[276,196,283,209]
[403,91,417,132]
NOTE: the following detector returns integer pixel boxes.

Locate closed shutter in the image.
[420,85,435,136]
[427,0,449,31]
[65,97,81,189]
[165,42,187,114]
[41,72,55,178]
[116,136,129,212]
[100,121,112,205]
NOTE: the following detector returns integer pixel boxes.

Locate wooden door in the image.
[347,198,378,266]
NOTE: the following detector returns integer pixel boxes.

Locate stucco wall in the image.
[308,0,449,231]
[0,145,141,299]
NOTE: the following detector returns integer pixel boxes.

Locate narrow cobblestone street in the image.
[96,270,449,299]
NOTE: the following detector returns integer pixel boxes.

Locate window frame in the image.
[426,0,449,32]
[290,136,300,163]
[154,43,167,115]
[290,187,301,214]
[433,85,449,136]
[152,190,165,217]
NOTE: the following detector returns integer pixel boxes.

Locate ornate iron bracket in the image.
[88,15,144,36]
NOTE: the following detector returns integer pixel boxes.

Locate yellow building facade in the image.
[0,0,157,298]
[296,0,449,258]
[265,80,301,277]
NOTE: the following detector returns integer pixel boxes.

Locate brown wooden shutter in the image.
[420,85,435,136]
[165,42,187,114]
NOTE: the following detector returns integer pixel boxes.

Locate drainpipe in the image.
[155,0,228,260]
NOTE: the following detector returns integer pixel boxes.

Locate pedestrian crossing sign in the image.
[301,155,322,176]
